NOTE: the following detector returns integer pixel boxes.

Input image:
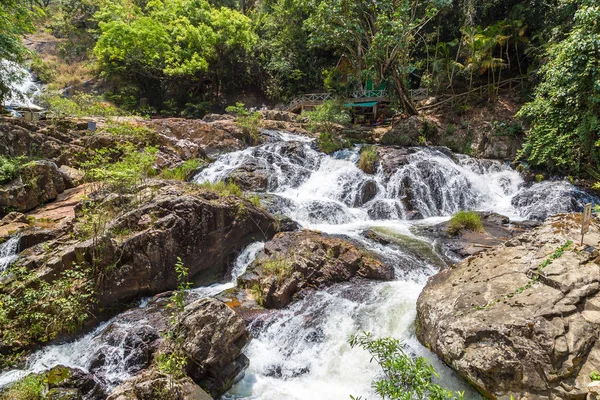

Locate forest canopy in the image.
[1,0,599,177]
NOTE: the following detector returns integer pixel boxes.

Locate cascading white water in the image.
[0,236,19,273]
[0,241,264,391]
[1,130,596,398]
[194,131,597,400]
[0,60,43,110]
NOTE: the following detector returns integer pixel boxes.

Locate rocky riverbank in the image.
[416,213,600,399]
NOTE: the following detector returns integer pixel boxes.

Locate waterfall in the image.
[0,60,43,111]
[1,129,596,398]
[0,236,19,273]
[0,241,264,391]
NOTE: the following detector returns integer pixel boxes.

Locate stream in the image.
[0,130,596,399]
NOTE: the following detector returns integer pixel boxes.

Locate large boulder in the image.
[14,181,278,309]
[177,298,251,397]
[416,214,600,399]
[0,160,69,214]
[239,230,394,308]
[107,369,212,400]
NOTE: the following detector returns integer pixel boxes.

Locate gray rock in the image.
[416,214,600,399]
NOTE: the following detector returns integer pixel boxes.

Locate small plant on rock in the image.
[359,146,379,174]
[447,211,484,236]
[226,102,262,145]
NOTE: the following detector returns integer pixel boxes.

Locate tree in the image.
[517,0,600,175]
[306,0,451,115]
[93,0,255,106]
[0,0,34,104]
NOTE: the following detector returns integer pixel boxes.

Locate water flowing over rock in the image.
[239,230,393,308]
[511,180,599,220]
[416,214,600,399]
[0,235,19,273]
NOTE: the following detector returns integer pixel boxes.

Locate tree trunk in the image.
[392,71,418,116]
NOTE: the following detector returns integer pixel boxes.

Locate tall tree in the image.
[517,0,600,175]
[306,0,451,115]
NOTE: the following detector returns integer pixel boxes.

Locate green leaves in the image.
[349,332,464,400]
[518,1,600,175]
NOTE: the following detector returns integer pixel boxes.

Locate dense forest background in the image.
[0,0,599,178]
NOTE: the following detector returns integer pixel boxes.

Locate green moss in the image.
[0,373,44,400]
[447,211,484,236]
[259,257,293,282]
[358,146,379,174]
[0,156,21,185]
[370,227,445,268]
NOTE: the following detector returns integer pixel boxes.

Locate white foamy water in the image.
[0,236,19,273]
[193,131,597,400]
[0,60,43,110]
[0,241,264,390]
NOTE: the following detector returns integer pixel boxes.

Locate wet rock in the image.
[176,298,251,397]
[2,366,106,400]
[416,214,600,399]
[14,181,278,309]
[354,180,378,207]
[415,211,534,262]
[107,369,213,400]
[239,230,394,308]
[511,180,599,220]
[0,160,68,213]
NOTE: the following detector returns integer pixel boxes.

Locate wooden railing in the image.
[286,88,429,111]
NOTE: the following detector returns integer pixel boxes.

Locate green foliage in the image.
[359,146,379,174]
[259,257,293,282]
[591,371,600,381]
[0,373,44,400]
[156,351,187,379]
[306,0,450,114]
[104,122,157,143]
[162,159,205,181]
[447,211,484,236]
[315,132,347,154]
[94,0,256,106]
[517,0,600,176]
[198,181,242,197]
[0,156,21,185]
[0,0,35,104]
[226,102,262,144]
[0,265,95,348]
[42,92,125,119]
[305,100,351,133]
[349,332,464,400]
[535,174,545,183]
[79,143,158,194]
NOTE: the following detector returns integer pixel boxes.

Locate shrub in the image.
[316,132,347,154]
[0,156,21,184]
[447,211,484,236]
[535,174,544,183]
[349,332,464,400]
[0,265,95,348]
[42,91,125,119]
[305,99,351,134]
[104,121,158,144]
[162,159,205,181]
[198,181,242,197]
[226,102,262,145]
[358,146,379,174]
